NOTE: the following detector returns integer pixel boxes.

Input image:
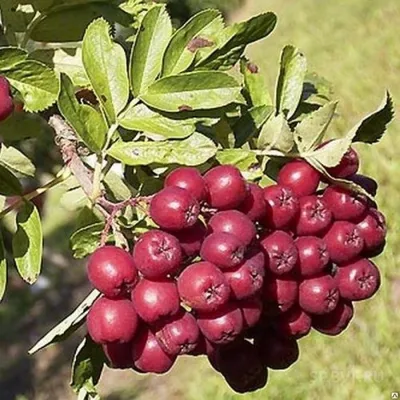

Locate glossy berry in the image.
[87,246,138,298]
[132,326,176,374]
[177,261,230,312]
[239,296,263,328]
[204,165,248,210]
[200,232,245,270]
[197,303,244,345]
[171,220,206,258]
[238,183,267,222]
[133,230,182,279]
[103,342,134,369]
[349,174,378,197]
[208,210,256,247]
[87,297,138,344]
[299,274,339,315]
[295,196,333,237]
[276,306,312,339]
[336,258,381,301]
[312,300,354,336]
[327,147,359,178]
[150,186,199,230]
[260,231,298,276]
[0,76,14,122]
[277,160,321,197]
[356,208,387,253]
[164,167,208,202]
[295,236,330,277]
[131,279,180,324]
[263,185,299,230]
[324,221,364,264]
[322,186,368,222]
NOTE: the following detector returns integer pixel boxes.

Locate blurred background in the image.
[1,0,399,399]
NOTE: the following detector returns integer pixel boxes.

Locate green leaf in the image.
[350,91,394,144]
[0,164,22,196]
[161,9,222,77]
[82,18,129,124]
[200,45,245,71]
[257,113,294,152]
[140,71,241,112]
[0,47,27,71]
[5,60,60,112]
[233,105,274,147]
[58,74,107,153]
[0,145,35,178]
[302,72,334,104]
[276,45,307,119]
[107,132,217,166]
[307,138,351,168]
[70,222,108,259]
[216,149,262,181]
[29,289,101,355]
[295,101,338,152]
[0,230,7,302]
[12,202,43,285]
[104,170,135,201]
[130,5,172,96]
[119,102,196,139]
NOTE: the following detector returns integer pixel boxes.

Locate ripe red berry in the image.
[322,186,368,222]
[238,183,267,222]
[335,258,381,301]
[0,76,14,122]
[263,184,299,230]
[177,261,230,312]
[326,147,359,178]
[324,221,364,264]
[277,160,321,197]
[239,296,263,329]
[150,186,200,230]
[131,278,180,324]
[276,306,312,339]
[294,196,333,237]
[87,246,138,298]
[132,326,176,374]
[349,174,378,197]
[295,236,330,277]
[155,310,200,356]
[208,210,256,247]
[102,342,134,369]
[164,167,208,202]
[356,208,387,253]
[260,231,298,275]
[197,303,244,345]
[299,274,339,315]
[204,165,248,210]
[171,220,206,258]
[87,297,138,344]
[132,230,182,278]
[200,232,245,270]
[312,300,354,336]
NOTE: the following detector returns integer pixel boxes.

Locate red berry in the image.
[326,147,359,178]
[87,246,138,298]
[349,174,378,197]
[312,300,354,336]
[177,261,230,312]
[150,186,200,230]
[164,167,208,202]
[200,232,245,270]
[132,326,176,374]
[295,236,330,277]
[132,230,182,279]
[87,297,138,344]
[263,184,299,230]
[294,196,333,237]
[322,186,368,222]
[204,165,248,210]
[171,220,206,258]
[0,76,14,122]
[208,210,256,247]
[238,183,267,222]
[239,296,263,328]
[197,303,244,345]
[276,306,312,339]
[356,208,387,253]
[324,221,364,264]
[299,274,339,315]
[131,279,180,324]
[102,342,134,369]
[277,160,321,197]
[335,258,381,301]
[260,231,298,275]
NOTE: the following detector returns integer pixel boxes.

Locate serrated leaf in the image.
[0,230,7,302]
[58,74,107,153]
[257,113,294,152]
[107,132,217,166]
[216,149,262,181]
[0,47,27,71]
[130,5,172,96]
[307,138,351,168]
[140,71,241,112]
[0,145,35,178]
[295,101,338,152]
[70,222,108,259]
[0,164,22,195]
[200,45,245,71]
[350,91,394,144]
[12,202,42,285]
[276,45,307,119]
[82,18,129,124]
[29,289,101,355]
[162,9,222,77]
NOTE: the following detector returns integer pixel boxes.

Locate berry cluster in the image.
[85,146,386,393]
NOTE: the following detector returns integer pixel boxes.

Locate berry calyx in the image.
[295,236,330,277]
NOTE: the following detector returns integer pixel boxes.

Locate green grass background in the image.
[102,1,400,399]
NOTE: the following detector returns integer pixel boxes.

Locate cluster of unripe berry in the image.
[86,146,386,393]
